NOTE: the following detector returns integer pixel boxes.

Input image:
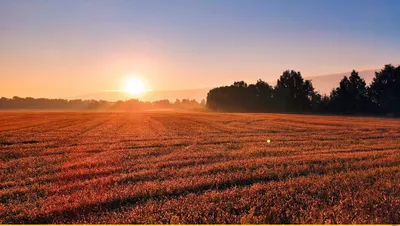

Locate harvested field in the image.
[0,111,399,223]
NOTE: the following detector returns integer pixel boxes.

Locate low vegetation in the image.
[0,112,399,223]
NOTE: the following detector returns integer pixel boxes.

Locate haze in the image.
[1,0,400,99]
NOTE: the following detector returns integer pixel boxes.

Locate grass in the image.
[0,111,399,223]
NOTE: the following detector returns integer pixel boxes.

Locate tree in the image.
[310,93,330,113]
[233,81,248,88]
[174,99,181,106]
[369,64,400,114]
[205,65,400,116]
[330,70,370,114]
[255,79,274,111]
[274,70,315,112]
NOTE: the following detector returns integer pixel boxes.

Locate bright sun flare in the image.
[125,78,146,95]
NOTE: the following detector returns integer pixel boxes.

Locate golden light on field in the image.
[124,77,147,95]
[2,112,400,223]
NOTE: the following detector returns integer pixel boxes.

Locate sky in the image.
[1,0,400,99]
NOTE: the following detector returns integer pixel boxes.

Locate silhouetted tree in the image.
[233,81,248,88]
[4,64,400,116]
[330,70,370,114]
[0,97,205,111]
[207,71,317,113]
[310,93,330,113]
[207,81,257,111]
[274,70,315,112]
[369,64,400,115]
[255,79,274,111]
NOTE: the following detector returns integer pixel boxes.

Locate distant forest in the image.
[0,97,206,111]
[207,64,400,116]
[1,64,399,115]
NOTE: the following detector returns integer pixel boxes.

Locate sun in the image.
[124,78,146,95]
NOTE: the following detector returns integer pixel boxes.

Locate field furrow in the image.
[0,112,399,223]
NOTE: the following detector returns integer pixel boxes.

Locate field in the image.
[0,111,399,224]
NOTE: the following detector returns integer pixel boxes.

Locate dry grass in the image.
[0,111,399,223]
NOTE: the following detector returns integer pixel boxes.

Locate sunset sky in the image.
[1,0,400,99]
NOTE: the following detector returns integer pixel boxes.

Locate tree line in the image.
[206,64,400,116]
[0,97,206,111]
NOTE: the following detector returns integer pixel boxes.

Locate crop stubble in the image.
[0,111,399,223]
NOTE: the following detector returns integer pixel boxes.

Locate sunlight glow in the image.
[124,78,146,95]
